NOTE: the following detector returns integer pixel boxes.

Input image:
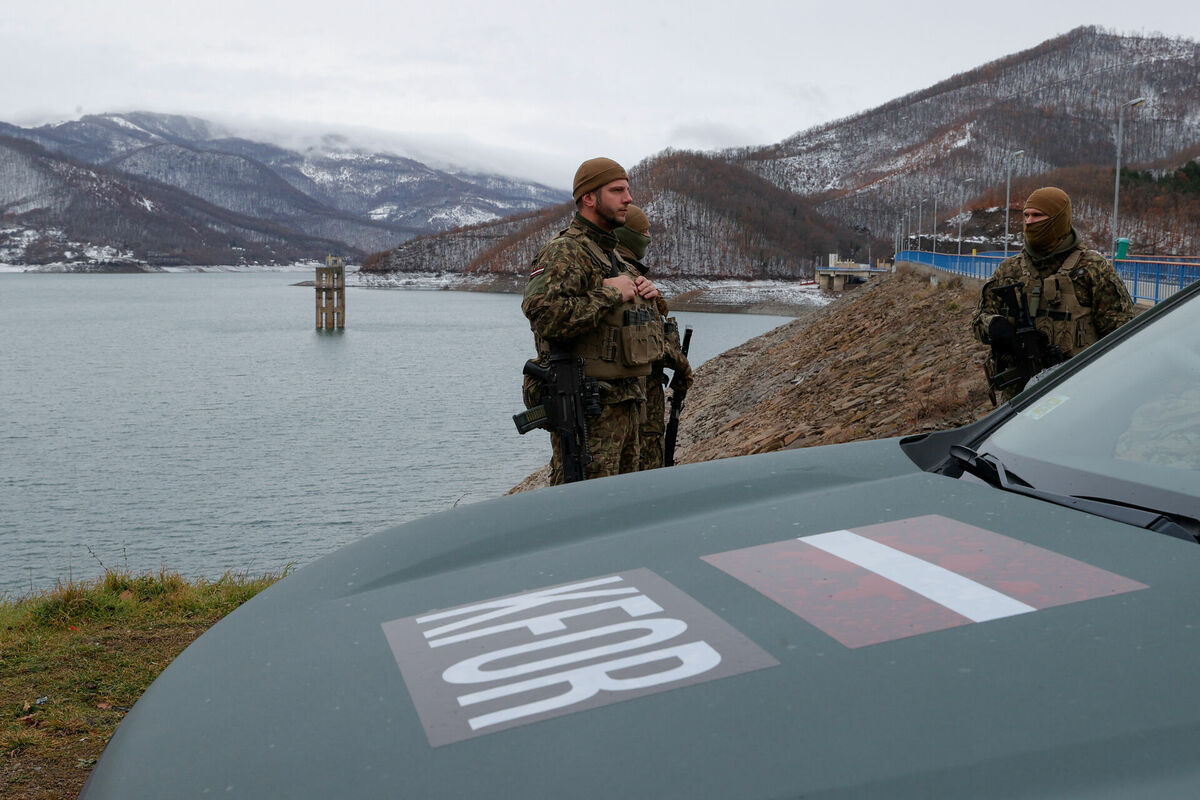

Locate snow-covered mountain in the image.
[365,25,1200,279]
[5,27,1200,270]
[732,25,1200,251]
[0,135,346,267]
[0,112,568,266]
[365,151,862,280]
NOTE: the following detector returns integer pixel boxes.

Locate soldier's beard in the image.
[594,203,627,231]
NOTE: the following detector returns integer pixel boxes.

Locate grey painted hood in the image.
[81,439,1200,799]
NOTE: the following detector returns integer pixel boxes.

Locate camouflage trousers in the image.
[549,400,640,485]
[639,372,667,471]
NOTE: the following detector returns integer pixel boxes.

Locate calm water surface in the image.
[0,272,792,595]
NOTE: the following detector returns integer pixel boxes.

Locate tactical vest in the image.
[536,226,665,380]
[1019,249,1099,356]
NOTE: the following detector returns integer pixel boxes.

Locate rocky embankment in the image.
[511,265,996,491]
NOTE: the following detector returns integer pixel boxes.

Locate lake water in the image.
[0,272,793,596]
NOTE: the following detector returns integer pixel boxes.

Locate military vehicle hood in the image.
[81,438,1200,799]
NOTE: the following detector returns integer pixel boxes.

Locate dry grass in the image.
[1,568,285,799]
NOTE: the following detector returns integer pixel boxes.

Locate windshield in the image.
[974,291,1200,520]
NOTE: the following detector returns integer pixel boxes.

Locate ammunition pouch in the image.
[1019,250,1099,356]
[547,300,665,380]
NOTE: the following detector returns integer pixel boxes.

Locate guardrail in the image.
[897,250,1200,304]
[1119,258,1200,304]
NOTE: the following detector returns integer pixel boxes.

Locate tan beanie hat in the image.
[572,157,627,201]
[623,204,649,235]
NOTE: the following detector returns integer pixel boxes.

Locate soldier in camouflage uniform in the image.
[614,205,694,470]
[522,158,664,484]
[972,187,1134,402]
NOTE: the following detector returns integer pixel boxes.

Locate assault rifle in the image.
[512,349,601,483]
[985,282,1066,404]
[663,325,693,467]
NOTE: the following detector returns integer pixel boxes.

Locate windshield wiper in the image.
[948,445,1199,544]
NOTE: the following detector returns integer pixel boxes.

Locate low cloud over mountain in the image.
[0,112,568,266]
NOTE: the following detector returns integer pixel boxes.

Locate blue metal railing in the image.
[1119,258,1200,304]
[897,250,1200,304]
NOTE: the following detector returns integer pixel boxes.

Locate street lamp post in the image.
[931,191,944,256]
[917,197,925,252]
[957,178,975,257]
[1112,96,1147,261]
[1004,149,1025,258]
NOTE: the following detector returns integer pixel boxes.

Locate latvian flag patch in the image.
[702,514,1147,648]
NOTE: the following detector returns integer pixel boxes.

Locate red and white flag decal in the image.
[702,514,1148,648]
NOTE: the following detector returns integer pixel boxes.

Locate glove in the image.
[987,316,1017,346]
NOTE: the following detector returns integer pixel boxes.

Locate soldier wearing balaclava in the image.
[613,206,694,470]
[971,186,1134,403]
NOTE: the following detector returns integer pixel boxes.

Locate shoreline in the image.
[0,262,325,274]
[352,271,836,317]
[2,264,838,316]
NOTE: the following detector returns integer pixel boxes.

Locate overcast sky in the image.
[4,1,1200,188]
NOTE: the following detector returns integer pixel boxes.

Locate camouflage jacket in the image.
[971,234,1134,354]
[522,213,644,404]
[618,249,694,393]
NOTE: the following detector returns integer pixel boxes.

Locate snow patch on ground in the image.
[158,263,333,273]
[0,227,43,263]
[105,115,154,134]
[659,278,834,309]
[352,271,493,290]
[368,203,399,221]
[428,206,497,228]
[1,226,136,267]
[351,271,835,311]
